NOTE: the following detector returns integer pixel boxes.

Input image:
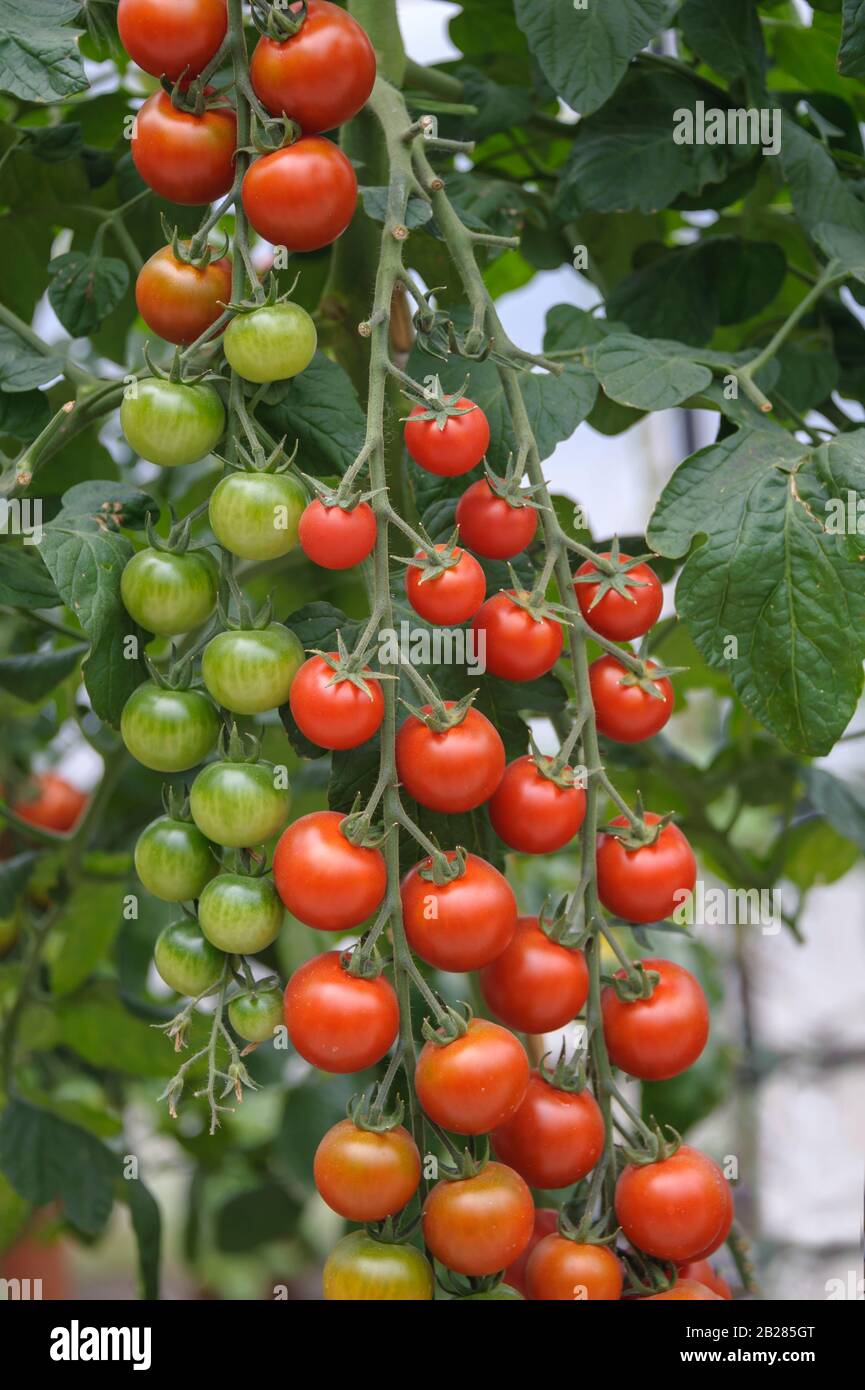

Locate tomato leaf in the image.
[678,0,766,81]
[50,880,126,997]
[47,251,129,337]
[779,114,865,239]
[514,0,673,117]
[838,0,865,79]
[360,185,433,229]
[0,325,65,393]
[259,352,366,477]
[802,765,865,853]
[0,852,39,916]
[590,334,713,411]
[0,0,88,104]
[0,642,88,702]
[0,546,60,606]
[0,1099,114,1236]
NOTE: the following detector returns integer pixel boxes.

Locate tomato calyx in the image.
[396,528,464,586]
[481,460,545,512]
[338,796,389,852]
[608,655,685,700]
[347,1075,406,1135]
[159,72,233,120]
[602,796,676,851]
[621,1119,682,1167]
[621,1249,679,1298]
[537,895,589,950]
[420,1001,472,1047]
[401,690,478,737]
[573,536,659,610]
[401,374,481,431]
[251,0,308,41]
[159,213,229,272]
[501,578,571,629]
[218,721,264,766]
[538,1038,589,1095]
[140,340,217,388]
[300,470,374,514]
[244,111,303,157]
[607,958,662,1004]
[557,1200,620,1250]
[143,645,200,694]
[415,842,469,888]
[305,629,392,704]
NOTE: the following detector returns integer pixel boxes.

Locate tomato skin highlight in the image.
[405,546,486,625]
[298,499,376,569]
[492,1072,605,1189]
[596,813,697,924]
[456,478,538,559]
[250,0,376,135]
[423,1163,534,1277]
[197,872,283,954]
[416,1019,529,1136]
[223,303,317,384]
[121,378,225,468]
[641,1279,723,1301]
[526,1236,623,1301]
[480,917,588,1035]
[615,1145,732,1263]
[135,246,232,346]
[118,0,227,81]
[121,547,217,637]
[575,553,663,641]
[489,755,586,854]
[472,591,563,682]
[121,683,219,773]
[209,470,306,561]
[323,1231,433,1301]
[289,654,384,750]
[154,919,224,996]
[228,987,283,1043]
[401,851,517,972]
[189,761,291,848]
[283,950,398,1072]
[404,399,490,477]
[134,815,215,902]
[314,1120,421,1222]
[677,1259,732,1299]
[601,957,709,1081]
[273,810,386,931]
[242,137,357,252]
[131,91,236,205]
[503,1208,558,1297]
[201,623,304,716]
[12,773,87,833]
[590,655,674,743]
[395,705,504,813]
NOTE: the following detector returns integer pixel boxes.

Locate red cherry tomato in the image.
[596,813,696,924]
[601,957,709,1081]
[677,1259,732,1299]
[242,137,357,252]
[395,705,504,813]
[526,1236,623,1301]
[274,811,386,931]
[642,1279,723,1301]
[455,479,538,559]
[135,245,232,346]
[404,399,490,477]
[422,1163,534,1276]
[686,1180,734,1261]
[299,500,376,570]
[480,916,588,1035]
[289,654,384,751]
[118,0,227,81]
[283,951,398,1072]
[489,755,585,854]
[405,545,486,625]
[615,1145,732,1263]
[574,552,663,641]
[491,1072,605,1189]
[12,773,87,833]
[313,1119,420,1222]
[131,91,236,205]
[400,851,517,972]
[472,591,563,682]
[249,0,376,135]
[590,655,674,743]
[504,1208,558,1298]
[415,1019,529,1135]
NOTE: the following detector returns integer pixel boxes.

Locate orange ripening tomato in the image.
[135,246,232,346]
[313,1120,421,1222]
[13,773,87,833]
[422,1163,534,1277]
[641,1279,723,1301]
[526,1236,623,1301]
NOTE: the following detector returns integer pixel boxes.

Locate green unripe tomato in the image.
[323,1232,434,1302]
[223,303,317,383]
[154,919,224,996]
[461,1285,524,1300]
[121,683,220,773]
[201,623,304,715]
[198,872,283,953]
[121,547,218,636]
[189,760,291,848]
[134,815,216,902]
[228,986,284,1043]
[209,471,306,561]
[120,377,225,467]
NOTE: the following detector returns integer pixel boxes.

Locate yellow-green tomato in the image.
[198,872,283,953]
[209,470,306,561]
[154,919,224,996]
[134,815,216,902]
[120,377,225,467]
[202,623,304,715]
[189,760,291,848]
[121,547,218,636]
[323,1232,435,1302]
[120,683,220,773]
[228,985,284,1043]
[223,303,317,383]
